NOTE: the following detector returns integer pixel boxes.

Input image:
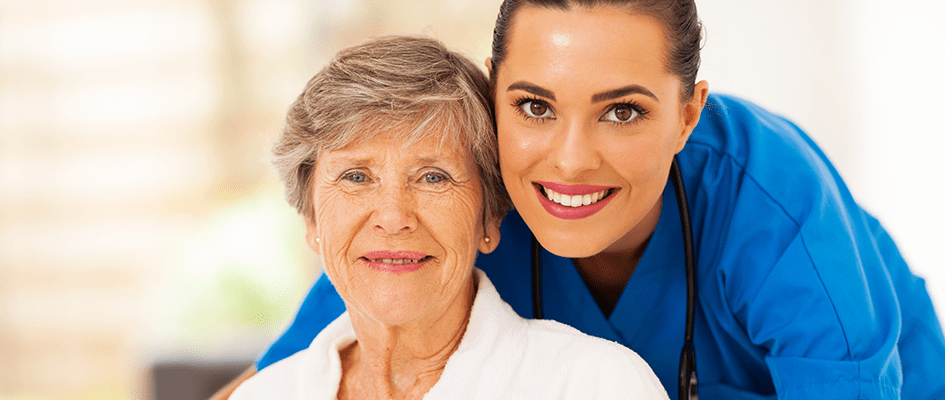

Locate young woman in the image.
[218,1,945,399]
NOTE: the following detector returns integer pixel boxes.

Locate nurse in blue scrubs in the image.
[217,1,945,399]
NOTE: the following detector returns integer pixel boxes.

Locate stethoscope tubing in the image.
[529,156,698,399]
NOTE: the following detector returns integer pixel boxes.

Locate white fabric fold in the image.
[231,268,669,399]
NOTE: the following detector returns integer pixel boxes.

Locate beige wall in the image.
[0,0,500,398]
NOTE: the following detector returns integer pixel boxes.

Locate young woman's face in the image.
[493,6,706,258]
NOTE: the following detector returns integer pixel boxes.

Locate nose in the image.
[372,183,418,235]
[546,121,601,179]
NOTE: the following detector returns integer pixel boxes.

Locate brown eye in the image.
[520,100,555,119]
[601,103,640,123]
[613,106,632,121]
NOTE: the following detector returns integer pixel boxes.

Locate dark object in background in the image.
[151,360,251,400]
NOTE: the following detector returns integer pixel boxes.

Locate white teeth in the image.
[570,195,582,207]
[376,258,420,264]
[542,186,610,207]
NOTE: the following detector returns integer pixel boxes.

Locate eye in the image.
[422,171,448,184]
[516,99,556,119]
[600,103,641,123]
[342,170,370,183]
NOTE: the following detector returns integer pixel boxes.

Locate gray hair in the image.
[273,35,509,225]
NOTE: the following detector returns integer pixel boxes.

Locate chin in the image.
[535,230,610,259]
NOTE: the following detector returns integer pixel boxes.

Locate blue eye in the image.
[343,171,369,183]
[423,172,446,184]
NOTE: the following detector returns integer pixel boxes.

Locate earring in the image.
[484,236,491,243]
[315,237,320,243]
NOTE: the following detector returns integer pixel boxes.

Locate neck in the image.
[573,194,662,317]
[338,274,477,400]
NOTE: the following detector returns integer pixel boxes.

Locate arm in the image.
[691,94,934,398]
[866,214,945,399]
[208,367,256,400]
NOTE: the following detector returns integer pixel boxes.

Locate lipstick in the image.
[533,181,618,220]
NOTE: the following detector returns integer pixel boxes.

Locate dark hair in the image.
[491,0,702,100]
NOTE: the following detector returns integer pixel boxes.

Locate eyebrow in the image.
[507,81,659,104]
[591,85,659,103]
[506,81,556,101]
[324,156,373,169]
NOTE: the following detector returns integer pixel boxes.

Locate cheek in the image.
[419,190,483,253]
[498,125,545,178]
[611,127,679,188]
[313,189,369,276]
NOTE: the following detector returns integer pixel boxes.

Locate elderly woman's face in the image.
[306,128,496,326]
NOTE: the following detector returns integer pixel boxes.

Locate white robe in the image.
[231,268,669,399]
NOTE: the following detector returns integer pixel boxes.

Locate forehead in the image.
[321,126,471,167]
[503,6,675,94]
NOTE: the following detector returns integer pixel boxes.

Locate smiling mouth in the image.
[363,256,433,264]
[536,184,615,207]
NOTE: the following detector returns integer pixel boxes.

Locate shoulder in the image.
[230,350,308,399]
[683,93,844,224]
[518,319,670,399]
[679,94,883,322]
[442,271,668,399]
[235,313,353,400]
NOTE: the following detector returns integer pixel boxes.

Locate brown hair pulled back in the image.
[491,0,702,100]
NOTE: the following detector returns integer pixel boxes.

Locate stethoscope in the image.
[530,156,698,400]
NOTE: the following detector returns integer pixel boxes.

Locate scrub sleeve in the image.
[255,94,945,399]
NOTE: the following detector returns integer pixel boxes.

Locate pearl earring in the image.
[484,237,491,243]
[315,237,320,243]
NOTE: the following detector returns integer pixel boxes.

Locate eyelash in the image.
[339,169,452,185]
[510,96,650,125]
[603,101,650,126]
[511,96,551,122]
[420,170,451,185]
[341,170,371,184]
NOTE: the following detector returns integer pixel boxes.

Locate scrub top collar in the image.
[539,178,686,346]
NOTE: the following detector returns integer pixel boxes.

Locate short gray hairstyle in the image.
[273,35,509,225]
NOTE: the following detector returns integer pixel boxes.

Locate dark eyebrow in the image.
[591,85,659,103]
[506,81,556,101]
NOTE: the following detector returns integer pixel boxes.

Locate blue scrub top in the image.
[256,94,945,399]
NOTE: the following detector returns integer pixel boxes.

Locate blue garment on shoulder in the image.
[256,94,945,399]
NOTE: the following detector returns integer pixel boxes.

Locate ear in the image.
[675,80,710,154]
[477,218,501,254]
[303,217,321,255]
[485,57,493,76]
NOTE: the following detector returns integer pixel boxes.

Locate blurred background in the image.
[1,0,942,398]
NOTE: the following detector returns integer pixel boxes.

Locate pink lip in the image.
[535,181,612,196]
[362,251,430,274]
[533,184,618,220]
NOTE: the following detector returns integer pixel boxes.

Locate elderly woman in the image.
[229,36,668,399]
